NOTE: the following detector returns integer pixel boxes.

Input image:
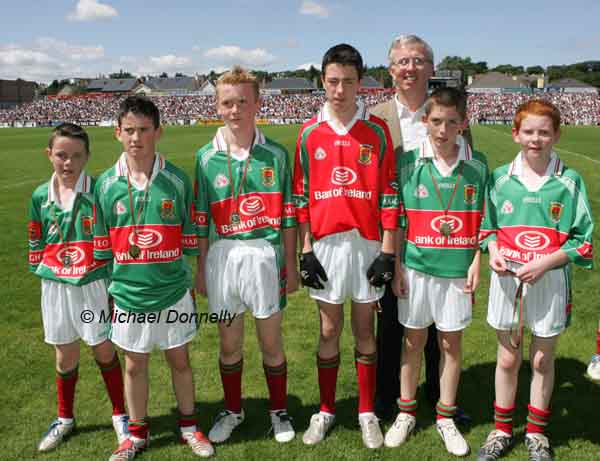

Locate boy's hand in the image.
[299,251,328,289]
[367,252,395,287]
[286,264,299,294]
[392,262,408,298]
[464,262,480,293]
[515,258,549,285]
[489,249,510,275]
[195,270,207,297]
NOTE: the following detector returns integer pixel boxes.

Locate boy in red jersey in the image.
[28,123,128,453]
[95,97,213,460]
[477,100,594,461]
[293,43,398,449]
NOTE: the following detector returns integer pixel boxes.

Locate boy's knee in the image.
[531,349,554,375]
[404,330,427,352]
[497,351,521,372]
[321,322,342,343]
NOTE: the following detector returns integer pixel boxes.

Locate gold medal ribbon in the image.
[126,161,152,257]
[428,159,464,237]
[225,132,254,225]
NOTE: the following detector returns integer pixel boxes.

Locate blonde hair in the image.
[216,65,259,100]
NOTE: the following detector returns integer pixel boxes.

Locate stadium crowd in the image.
[468,92,600,125]
[1,91,599,126]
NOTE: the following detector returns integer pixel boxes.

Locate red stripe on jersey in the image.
[283,202,295,219]
[182,234,198,249]
[211,192,284,237]
[496,225,569,264]
[109,224,183,264]
[576,241,593,259]
[40,241,107,278]
[94,235,111,251]
[28,220,42,241]
[405,209,482,249]
[196,211,208,226]
[29,249,43,265]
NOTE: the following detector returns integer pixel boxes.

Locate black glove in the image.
[367,252,395,287]
[299,251,328,289]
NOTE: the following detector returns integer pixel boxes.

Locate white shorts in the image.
[206,238,283,319]
[41,278,110,346]
[487,262,570,338]
[310,229,383,305]
[397,268,472,332]
[110,291,198,353]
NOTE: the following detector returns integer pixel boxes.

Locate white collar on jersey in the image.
[394,95,426,121]
[47,171,90,205]
[418,135,471,166]
[116,152,165,181]
[317,100,368,136]
[509,151,562,177]
[213,126,266,161]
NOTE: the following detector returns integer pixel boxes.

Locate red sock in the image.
[355,350,376,414]
[97,353,126,415]
[398,398,417,417]
[317,354,340,414]
[129,418,148,440]
[526,404,551,435]
[220,358,243,413]
[263,361,287,411]
[56,366,78,419]
[596,329,600,355]
[494,401,515,435]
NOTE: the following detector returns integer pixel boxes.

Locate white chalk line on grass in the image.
[480,125,600,165]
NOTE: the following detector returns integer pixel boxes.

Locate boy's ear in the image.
[511,126,519,142]
[421,114,428,124]
[46,147,52,159]
[115,125,122,142]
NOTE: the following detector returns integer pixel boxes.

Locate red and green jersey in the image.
[480,152,593,267]
[399,138,489,278]
[292,102,398,241]
[28,172,108,285]
[194,127,296,248]
[94,153,198,313]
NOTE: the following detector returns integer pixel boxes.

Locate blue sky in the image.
[1,0,598,82]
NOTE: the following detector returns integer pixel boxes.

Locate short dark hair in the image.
[48,122,90,154]
[118,95,160,128]
[424,87,468,120]
[321,43,364,80]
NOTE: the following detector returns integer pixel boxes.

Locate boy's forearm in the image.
[540,249,570,271]
[394,228,405,259]
[381,229,395,254]
[197,237,209,267]
[283,227,297,268]
[299,222,312,253]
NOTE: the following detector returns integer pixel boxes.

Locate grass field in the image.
[1,124,599,460]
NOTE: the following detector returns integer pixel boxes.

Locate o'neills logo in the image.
[430,215,463,235]
[331,167,357,186]
[240,196,265,216]
[515,231,550,251]
[128,229,163,249]
[56,246,85,265]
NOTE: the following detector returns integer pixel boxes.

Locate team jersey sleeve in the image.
[379,122,399,230]
[194,151,210,238]
[281,150,296,229]
[479,173,498,252]
[560,174,594,268]
[181,172,199,256]
[292,127,310,223]
[28,193,44,272]
[93,180,114,260]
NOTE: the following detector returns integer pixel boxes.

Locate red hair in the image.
[514,99,561,132]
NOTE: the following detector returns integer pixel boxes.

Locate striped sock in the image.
[355,349,377,414]
[263,361,287,411]
[317,353,340,415]
[436,401,457,420]
[526,404,551,435]
[398,398,417,417]
[178,413,197,434]
[220,358,243,414]
[494,402,515,435]
[129,418,149,441]
[56,365,79,419]
[596,329,600,355]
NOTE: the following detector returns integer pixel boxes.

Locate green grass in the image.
[1,124,599,460]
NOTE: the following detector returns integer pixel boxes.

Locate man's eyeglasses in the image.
[392,57,431,68]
